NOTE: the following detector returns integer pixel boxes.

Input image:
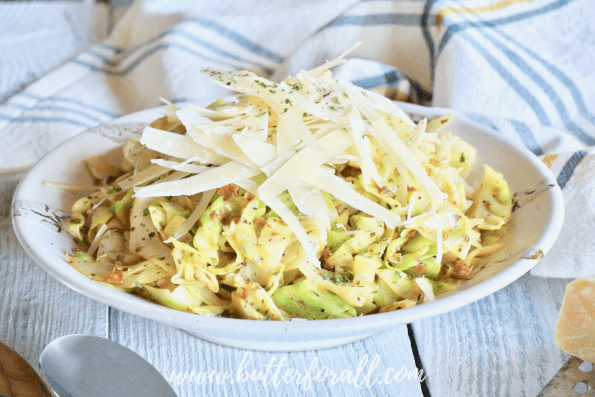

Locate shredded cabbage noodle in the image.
[64,54,514,320]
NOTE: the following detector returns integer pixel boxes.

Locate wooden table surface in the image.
[0,177,571,397]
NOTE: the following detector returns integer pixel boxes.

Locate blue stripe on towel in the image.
[325,13,422,28]
[81,20,280,75]
[15,93,120,119]
[464,113,499,131]
[479,30,595,145]
[493,28,595,129]
[351,68,407,88]
[108,26,275,73]
[422,0,438,79]
[0,114,93,128]
[557,150,588,190]
[44,98,120,119]
[94,31,169,67]
[82,49,120,66]
[508,119,543,156]
[72,42,248,76]
[350,69,433,103]
[184,17,284,63]
[173,28,274,74]
[461,33,552,126]
[127,19,283,64]
[437,0,575,60]
[0,104,107,124]
[95,42,122,53]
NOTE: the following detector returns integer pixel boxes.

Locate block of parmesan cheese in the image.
[555,275,595,363]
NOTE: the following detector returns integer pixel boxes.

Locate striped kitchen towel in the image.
[1,0,593,277]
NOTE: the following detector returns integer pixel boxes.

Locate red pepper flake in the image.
[211,211,223,222]
[321,249,334,270]
[158,279,172,288]
[415,264,425,277]
[104,269,123,284]
[452,260,470,279]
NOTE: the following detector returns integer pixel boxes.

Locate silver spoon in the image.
[39,335,177,397]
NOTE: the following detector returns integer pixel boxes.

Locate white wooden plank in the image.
[108,309,424,397]
[0,181,108,373]
[412,274,570,397]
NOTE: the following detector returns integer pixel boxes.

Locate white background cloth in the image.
[2,0,595,278]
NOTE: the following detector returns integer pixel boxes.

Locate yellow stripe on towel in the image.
[436,0,534,27]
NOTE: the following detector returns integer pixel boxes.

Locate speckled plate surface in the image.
[11,101,565,351]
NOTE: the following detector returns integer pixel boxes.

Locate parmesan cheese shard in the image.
[288,183,333,219]
[275,109,302,156]
[185,126,258,168]
[206,69,337,121]
[416,277,435,303]
[306,41,361,78]
[302,167,401,229]
[347,108,383,186]
[257,129,353,200]
[140,127,228,165]
[232,134,277,167]
[555,275,595,363]
[278,109,323,152]
[234,177,261,196]
[150,159,211,174]
[134,161,261,197]
[117,163,170,190]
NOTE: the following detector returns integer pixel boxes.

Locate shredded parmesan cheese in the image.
[134,161,260,197]
[132,49,460,272]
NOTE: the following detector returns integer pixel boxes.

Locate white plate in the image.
[11,102,565,351]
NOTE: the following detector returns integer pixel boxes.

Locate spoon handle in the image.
[0,342,52,397]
